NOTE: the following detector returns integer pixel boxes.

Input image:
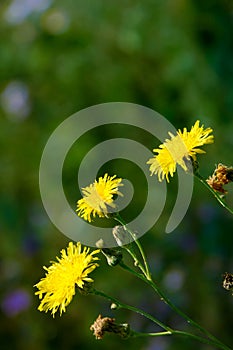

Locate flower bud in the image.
[112,225,131,246]
[110,303,119,310]
[101,248,123,266]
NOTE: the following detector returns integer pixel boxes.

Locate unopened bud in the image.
[101,248,123,266]
[110,303,119,310]
[95,239,104,248]
[112,225,131,246]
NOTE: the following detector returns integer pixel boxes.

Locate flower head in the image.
[147,120,214,182]
[34,242,99,317]
[76,173,123,222]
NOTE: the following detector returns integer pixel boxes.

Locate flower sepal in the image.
[77,283,95,296]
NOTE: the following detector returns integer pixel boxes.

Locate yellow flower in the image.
[76,173,123,222]
[34,242,99,317]
[147,120,214,182]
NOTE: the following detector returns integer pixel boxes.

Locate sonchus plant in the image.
[35,121,233,350]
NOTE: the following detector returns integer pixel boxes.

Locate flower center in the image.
[165,135,189,165]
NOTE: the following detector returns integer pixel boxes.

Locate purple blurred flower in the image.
[4,0,52,24]
[163,268,184,292]
[1,289,31,316]
[0,81,30,120]
[197,203,217,224]
[22,234,41,256]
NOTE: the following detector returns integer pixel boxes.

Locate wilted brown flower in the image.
[207,163,233,194]
[90,314,130,339]
[222,272,233,292]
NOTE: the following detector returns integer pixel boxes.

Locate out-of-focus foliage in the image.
[0,1,233,349]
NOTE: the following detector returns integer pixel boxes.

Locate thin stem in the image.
[132,329,225,348]
[172,330,231,349]
[131,331,172,338]
[123,246,148,277]
[113,214,152,279]
[195,173,233,215]
[119,262,231,350]
[92,289,173,333]
[92,288,231,350]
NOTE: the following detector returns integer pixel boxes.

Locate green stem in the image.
[132,329,226,348]
[173,330,231,349]
[113,214,152,280]
[123,246,147,276]
[119,262,231,350]
[92,289,230,349]
[195,173,233,215]
[131,331,172,338]
[92,288,173,333]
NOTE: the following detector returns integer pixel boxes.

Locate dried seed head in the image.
[90,314,130,339]
[207,163,233,194]
[223,272,233,291]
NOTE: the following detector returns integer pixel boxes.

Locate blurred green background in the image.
[0,0,233,349]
